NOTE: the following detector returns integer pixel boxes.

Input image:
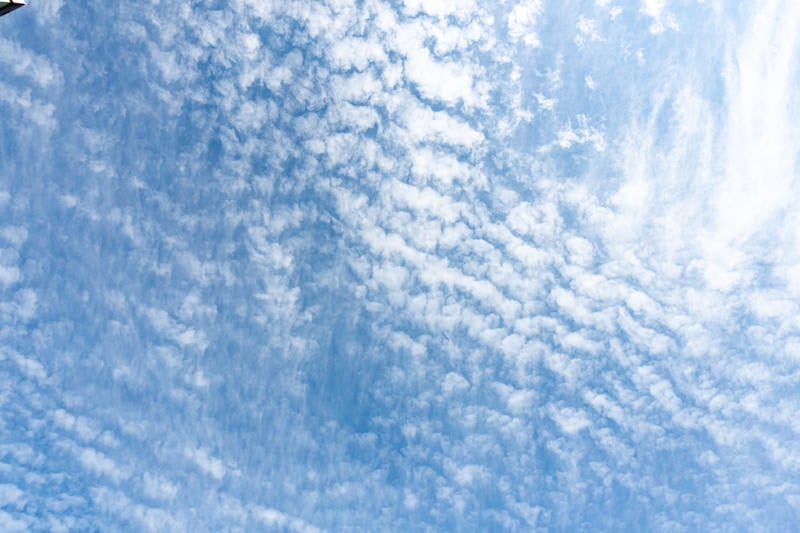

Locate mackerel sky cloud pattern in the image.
[2,1,800,530]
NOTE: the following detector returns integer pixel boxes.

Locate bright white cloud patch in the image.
[508,0,544,47]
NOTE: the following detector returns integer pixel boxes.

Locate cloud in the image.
[402,0,479,21]
[0,511,29,533]
[2,0,800,530]
[640,0,679,34]
[0,37,62,88]
[142,473,179,501]
[184,447,226,481]
[508,0,544,47]
[0,484,25,508]
[252,506,322,533]
[77,447,130,483]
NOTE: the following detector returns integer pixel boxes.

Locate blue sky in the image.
[2,0,800,530]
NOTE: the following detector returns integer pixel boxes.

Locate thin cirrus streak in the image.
[0,0,799,531]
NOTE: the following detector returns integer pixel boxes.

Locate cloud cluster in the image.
[1,0,799,530]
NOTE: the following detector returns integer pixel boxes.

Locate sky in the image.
[2,0,800,531]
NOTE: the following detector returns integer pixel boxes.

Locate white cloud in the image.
[142,473,179,501]
[0,510,29,533]
[78,447,129,482]
[442,372,469,395]
[551,114,606,152]
[391,95,485,148]
[329,37,387,71]
[185,447,226,480]
[640,0,679,33]
[91,487,183,533]
[508,0,544,47]
[8,350,46,381]
[549,405,592,434]
[52,409,101,441]
[252,505,322,533]
[0,484,24,508]
[144,307,208,351]
[402,0,479,21]
[0,38,62,88]
[404,46,483,108]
